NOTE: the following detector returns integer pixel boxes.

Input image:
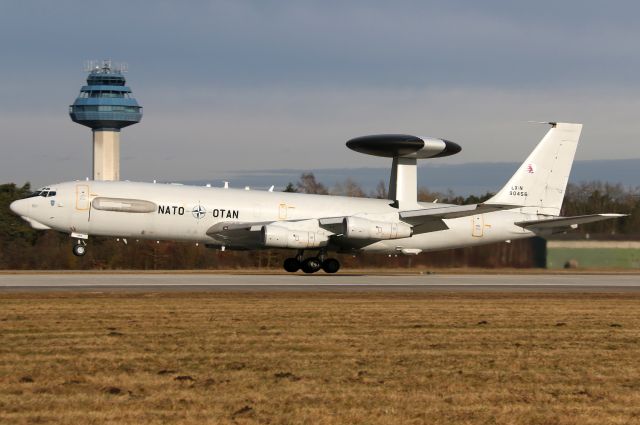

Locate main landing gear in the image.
[283,250,340,274]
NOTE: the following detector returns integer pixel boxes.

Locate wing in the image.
[206,221,268,248]
[400,203,517,223]
[206,219,342,248]
[399,203,517,234]
[515,213,627,233]
[207,203,518,247]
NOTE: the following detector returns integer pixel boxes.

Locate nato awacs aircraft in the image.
[11,122,624,273]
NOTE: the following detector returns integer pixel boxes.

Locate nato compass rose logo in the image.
[526,163,536,174]
[192,205,207,219]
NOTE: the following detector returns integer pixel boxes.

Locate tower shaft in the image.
[92,130,120,181]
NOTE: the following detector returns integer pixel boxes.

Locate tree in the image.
[374,180,387,199]
[296,173,328,194]
[283,182,297,193]
[0,182,37,243]
[331,178,366,197]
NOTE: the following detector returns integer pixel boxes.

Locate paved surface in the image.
[0,273,638,292]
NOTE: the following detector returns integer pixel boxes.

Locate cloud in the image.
[1,1,639,185]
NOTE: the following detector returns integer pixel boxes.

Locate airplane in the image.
[10,122,625,273]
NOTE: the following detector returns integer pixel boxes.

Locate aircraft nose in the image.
[10,199,29,217]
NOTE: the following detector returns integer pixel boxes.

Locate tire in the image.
[72,244,86,257]
[321,258,340,274]
[301,258,321,274]
[283,258,301,273]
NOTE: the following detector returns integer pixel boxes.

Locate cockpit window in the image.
[24,187,55,198]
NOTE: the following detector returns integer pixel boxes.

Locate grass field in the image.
[1,291,640,424]
[547,248,640,269]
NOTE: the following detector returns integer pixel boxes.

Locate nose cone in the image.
[10,199,29,217]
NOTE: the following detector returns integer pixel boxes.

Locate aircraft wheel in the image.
[72,244,87,257]
[321,258,340,274]
[283,258,301,273]
[301,258,321,274]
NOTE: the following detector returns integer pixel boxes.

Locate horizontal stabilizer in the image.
[515,214,626,232]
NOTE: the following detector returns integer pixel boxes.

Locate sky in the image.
[1,0,640,186]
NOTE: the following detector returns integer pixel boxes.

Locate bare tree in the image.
[296,173,328,194]
[331,178,366,197]
[374,180,387,199]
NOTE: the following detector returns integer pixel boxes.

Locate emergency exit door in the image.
[76,185,90,210]
[279,203,287,219]
[472,215,483,237]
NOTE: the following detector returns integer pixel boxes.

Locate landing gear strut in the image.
[282,249,340,274]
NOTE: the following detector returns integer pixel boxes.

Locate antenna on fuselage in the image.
[346,134,461,209]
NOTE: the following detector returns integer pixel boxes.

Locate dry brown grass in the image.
[1,291,640,424]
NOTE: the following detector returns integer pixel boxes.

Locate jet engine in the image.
[262,224,329,249]
[343,217,412,240]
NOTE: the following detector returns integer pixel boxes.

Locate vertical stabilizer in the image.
[486,122,582,216]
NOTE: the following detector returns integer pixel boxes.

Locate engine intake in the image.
[343,217,412,240]
[262,225,329,249]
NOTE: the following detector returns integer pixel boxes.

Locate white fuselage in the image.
[13,180,538,254]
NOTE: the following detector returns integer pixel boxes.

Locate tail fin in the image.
[486,122,582,216]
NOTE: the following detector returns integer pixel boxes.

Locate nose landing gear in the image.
[72,240,87,257]
[282,249,340,274]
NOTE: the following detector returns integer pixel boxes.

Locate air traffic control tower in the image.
[69,60,142,181]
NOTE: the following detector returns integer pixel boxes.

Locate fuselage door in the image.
[76,184,90,211]
[279,203,287,220]
[472,215,483,237]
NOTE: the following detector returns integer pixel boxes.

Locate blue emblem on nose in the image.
[192,205,206,219]
[50,200,55,207]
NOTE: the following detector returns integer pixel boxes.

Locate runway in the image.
[0,273,638,292]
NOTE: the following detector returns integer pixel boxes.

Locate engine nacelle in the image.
[343,217,412,240]
[262,225,329,249]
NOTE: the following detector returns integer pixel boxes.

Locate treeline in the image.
[286,173,639,236]
[0,177,637,270]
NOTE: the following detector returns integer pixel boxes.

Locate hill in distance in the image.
[186,158,640,196]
